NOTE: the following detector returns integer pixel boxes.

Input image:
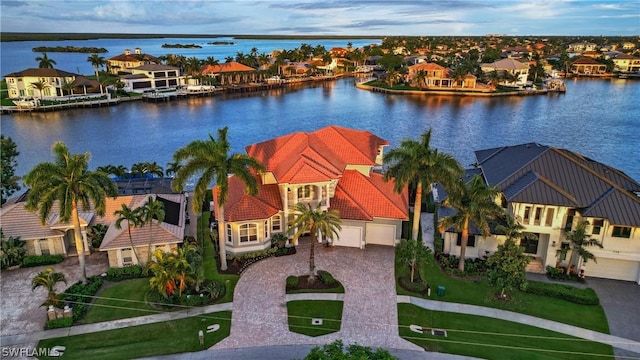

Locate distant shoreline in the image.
[0,33,384,42]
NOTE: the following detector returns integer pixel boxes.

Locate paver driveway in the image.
[213,240,423,352]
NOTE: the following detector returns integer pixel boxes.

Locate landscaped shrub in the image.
[104,265,145,281]
[202,280,226,300]
[398,275,429,295]
[317,270,336,286]
[1,235,27,269]
[524,281,599,305]
[45,317,73,330]
[545,265,585,282]
[226,248,279,274]
[286,275,299,288]
[435,253,487,277]
[21,254,65,267]
[61,275,103,322]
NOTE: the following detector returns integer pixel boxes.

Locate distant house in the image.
[613,54,640,73]
[3,68,100,100]
[120,64,185,93]
[480,58,529,87]
[438,143,640,284]
[214,126,408,254]
[201,62,257,84]
[329,47,349,57]
[107,48,159,75]
[570,57,607,75]
[567,42,598,53]
[622,42,637,50]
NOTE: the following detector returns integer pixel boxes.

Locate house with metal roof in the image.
[214,126,408,254]
[439,143,640,283]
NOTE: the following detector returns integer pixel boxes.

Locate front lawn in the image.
[79,278,153,324]
[398,304,613,360]
[396,253,610,333]
[287,300,343,336]
[200,211,239,303]
[38,311,231,360]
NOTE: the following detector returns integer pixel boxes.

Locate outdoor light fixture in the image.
[552,241,557,248]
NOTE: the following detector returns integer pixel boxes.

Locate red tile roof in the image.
[215,175,282,222]
[201,62,256,74]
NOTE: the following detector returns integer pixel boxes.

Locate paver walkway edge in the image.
[398,295,640,354]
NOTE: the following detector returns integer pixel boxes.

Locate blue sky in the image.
[1,0,639,36]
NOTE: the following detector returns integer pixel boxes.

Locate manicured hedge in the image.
[104,265,146,281]
[317,270,336,286]
[524,281,599,305]
[45,317,73,330]
[22,254,65,267]
[61,275,103,322]
[286,275,299,288]
[398,275,429,295]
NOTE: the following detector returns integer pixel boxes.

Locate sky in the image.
[1,0,639,36]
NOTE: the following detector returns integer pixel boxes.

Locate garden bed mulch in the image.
[218,247,297,275]
[287,275,341,292]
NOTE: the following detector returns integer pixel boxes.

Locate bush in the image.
[317,270,336,286]
[45,317,73,329]
[286,275,299,288]
[524,281,599,305]
[398,275,429,295]
[104,265,145,281]
[203,280,226,300]
[21,254,65,267]
[61,275,103,323]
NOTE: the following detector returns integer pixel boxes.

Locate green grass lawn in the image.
[398,304,614,360]
[287,300,343,336]
[199,211,239,303]
[79,278,154,324]
[396,254,610,333]
[38,311,231,360]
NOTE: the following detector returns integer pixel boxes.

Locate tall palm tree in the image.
[61,80,75,100]
[140,196,165,265]
[29,81,50,104]
[563,220,603,271]
[35,52,56,69]
[384,129,463,240]
[288,202,342,283]
[32,268,67,307]
[114,204,143,265]
[87,53,106,82]
[172,127,264,271]
[439,175,503,272]
[24,142,118,283]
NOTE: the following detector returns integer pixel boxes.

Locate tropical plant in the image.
[396,239,431,283]
[87,53,106,82]
[0,232,26,269]
[35,52,56,69]
[384,129,463,240]
[1,135,20,205]
[563,220,603,270]
[487,238,530,299]
[31,267,67,307]
[88,223,108,249]
[496,215,538,244]
[61,80,75,99]
[29,81,50,103]
[165,161,182,177]
[130,162,147,177]
[144,161,164,178]
[439,175,503,272]
[172,127,265,271]
[304,340,397,360]
[24,142,118,283]
[114,204,143,265]
[288,202,342,283]
[147,245,197,299]
[139,196,165,266]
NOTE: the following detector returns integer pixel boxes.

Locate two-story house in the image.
[439,143,640,284]
[480,58,529,87]
[107,48,159,75]
[613,54,640,73]
[3,68,99,100]
[214,126,408,254]
[407,62,477,89]
[120,64,185,93]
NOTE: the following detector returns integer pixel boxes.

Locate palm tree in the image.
[496,215,537,244]
[563,220,603,271]
[439,175,503,272]
[288,202,342,283]
[384,129,463,240]
[172,127,264,271]
[114,204,143,265]
[148,249,179,298]
[87,53,106,82]
[144,161,164,178]
[165,161,182,177]
[24,142,118,283]
[29,81,50,104]
[140,196,165,266]
[35,52,56,69]
[131,162,147,178]
[32,268,67,307]
[61,80,75,100]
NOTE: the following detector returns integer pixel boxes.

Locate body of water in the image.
[2,77,639,182]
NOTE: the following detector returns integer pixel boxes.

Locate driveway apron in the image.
[213,241,422,351]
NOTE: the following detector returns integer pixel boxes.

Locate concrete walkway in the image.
[398,296,640,355]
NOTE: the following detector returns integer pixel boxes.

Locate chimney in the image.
[125,49,131,55]
[135,48,141,55]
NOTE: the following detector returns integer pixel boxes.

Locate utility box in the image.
[437,286,446,297]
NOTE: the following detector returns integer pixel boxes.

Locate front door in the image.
[520,235,539,255]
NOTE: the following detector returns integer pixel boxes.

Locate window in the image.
[297,185,314,200]
[264,220,269,240]
[564,209,575,231]
[39,239,50,256]
[226,224,232,244]
[239,223,258,243]
[533,207,542,225]
[456,233,476,247]
[545,208,555,227]
[612,226,631,238]
[523,206,531,224]
[122,248,133,265]
[271,215,281,232]
[592,219,604,235]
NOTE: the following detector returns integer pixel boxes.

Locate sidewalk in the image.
[398,295,640,355]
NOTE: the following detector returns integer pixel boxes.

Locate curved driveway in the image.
[213,240,423,352]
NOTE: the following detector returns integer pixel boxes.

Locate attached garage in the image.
[366,223,396,246]
[334,226,362,248]
[585,258,640,282]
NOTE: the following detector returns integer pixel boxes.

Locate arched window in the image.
[239,223,258,243]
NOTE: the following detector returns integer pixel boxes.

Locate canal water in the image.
[2,77,639,182]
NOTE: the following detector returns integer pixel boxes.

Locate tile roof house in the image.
[407,62,478,89]
[107,48,159,75]
[570,57,607,76]
[215,126,408,254]
[438,143,640,283]
[3,68,100,100]
[480,58,530,87]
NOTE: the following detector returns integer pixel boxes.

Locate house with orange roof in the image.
[407,63,477,89]
[570,57,607,75]
[107,48,159,75]
[215,126,408,254]
[201,62,257,85]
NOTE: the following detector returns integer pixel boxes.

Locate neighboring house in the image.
[120,64,185,93]
[480,58,529,87]
[99,194,186,268]
[613,54,640,73]
[622,42,637,50]
[438,143,640,283]
[201,62,257,84]
[107,48,159,75]
[567,42,598,53]
[329,47,349,57]
[407,62,477,89]
[214,126,408,254]
[3,68,99,100]
[570,57,607,75]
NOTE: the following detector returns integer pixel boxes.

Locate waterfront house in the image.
[214,126,408,254]
[613,54,640,73]
[201,62,257,84]
[120,64,185,93]
[480,58,529,87]
[3,68,100,100]
[438,143,640,284]
[407,63,477,89]
[107,48,159,75]
[570,57,607,75]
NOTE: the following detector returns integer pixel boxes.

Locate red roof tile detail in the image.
[217,175,282,222]
[201,62,256,74]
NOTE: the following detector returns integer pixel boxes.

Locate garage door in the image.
[366,223,396,246]
[334,226,362,248]
[586,258,639,282]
